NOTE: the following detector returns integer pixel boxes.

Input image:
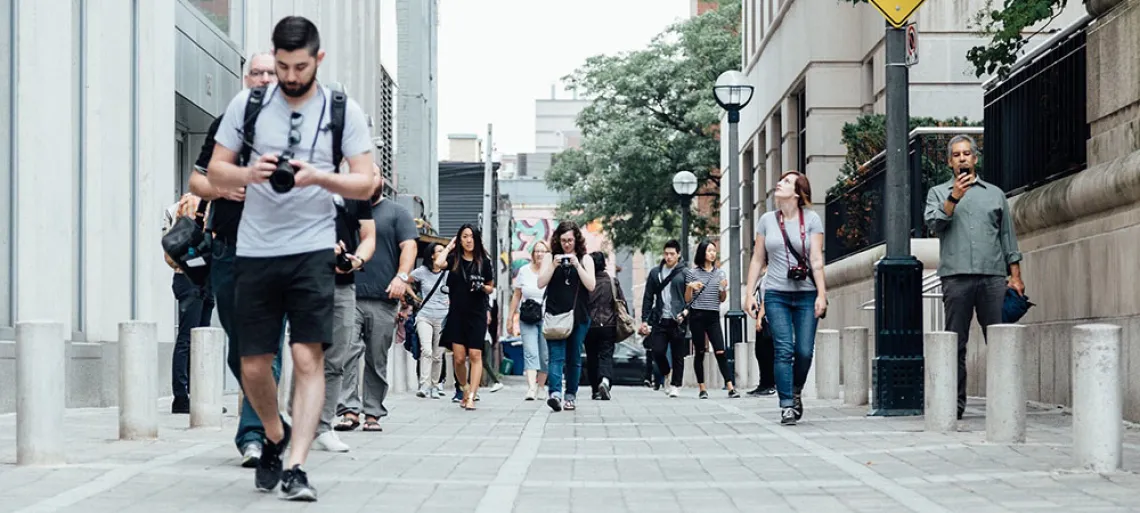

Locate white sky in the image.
[437,0,692,157]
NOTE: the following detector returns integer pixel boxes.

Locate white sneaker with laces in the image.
[312,431,350,453]
[489,382,505,393]
[668,387,680,398]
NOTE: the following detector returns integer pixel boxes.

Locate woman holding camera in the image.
[509,241,551,401]
[537,221,596,412]
[436,224,496,411]
[743,171,827,425]
[684,239,740,399]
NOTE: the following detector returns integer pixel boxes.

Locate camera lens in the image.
[270,152,296,194]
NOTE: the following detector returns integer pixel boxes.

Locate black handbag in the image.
[161,200,212,286]
[519,299,543,324]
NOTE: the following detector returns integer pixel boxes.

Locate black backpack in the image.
[238,82,349,168]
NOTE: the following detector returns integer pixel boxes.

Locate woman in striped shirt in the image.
[684,240,740,399]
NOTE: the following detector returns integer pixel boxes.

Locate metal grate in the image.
[379,65,396,199]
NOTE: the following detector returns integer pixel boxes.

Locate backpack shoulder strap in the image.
[240,86,268,166]
[328,82,348,172]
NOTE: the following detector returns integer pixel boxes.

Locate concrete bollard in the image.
[118,321,158,440]
[190,327,225,429]
[842,327,870,406]
[1072,324,1123,472]
[986,324,1027,443]
[16,321,66,466]
[814,329,840,400]
[924,331,958,432]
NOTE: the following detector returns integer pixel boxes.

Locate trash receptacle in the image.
[500,336,524,376]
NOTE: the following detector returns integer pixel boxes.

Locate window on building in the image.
[0,0,12,335]
[187,0,243,42]
[795,88,807,174]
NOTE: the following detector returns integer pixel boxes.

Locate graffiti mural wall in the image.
[508,208,611,273]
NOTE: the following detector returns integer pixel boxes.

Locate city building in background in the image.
[395,0,440,228]
[0,0,396,413]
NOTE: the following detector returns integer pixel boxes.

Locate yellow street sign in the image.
[868,0,926,28]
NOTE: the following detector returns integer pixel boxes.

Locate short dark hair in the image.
[693,239,716,268]
[590,251,606,270]
[663,240,681,253]
[272,16,321,56]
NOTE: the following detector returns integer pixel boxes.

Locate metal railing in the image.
[982,17,1090,195]
[825,127,983,263]
[860,270,946,333]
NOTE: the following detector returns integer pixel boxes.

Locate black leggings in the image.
[689,309,732,385]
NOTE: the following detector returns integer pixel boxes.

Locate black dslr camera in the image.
[336,252,354,272]
[559,256,573,269]
[787,265,810,281]
[270,151,296,194]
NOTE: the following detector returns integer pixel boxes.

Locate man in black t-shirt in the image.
[187,52,280,468]
[312,192,374,452]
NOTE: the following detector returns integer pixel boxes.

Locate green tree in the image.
[546,0,740,252]
[839,0,1068,80]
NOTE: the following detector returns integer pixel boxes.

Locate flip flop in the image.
[362,419,383,432]
[334,415,360,432]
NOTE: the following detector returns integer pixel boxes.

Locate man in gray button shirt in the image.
[924,134,1025,420]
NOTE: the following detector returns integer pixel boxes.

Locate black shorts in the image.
[440,311,488,351]
[234,249,335,356]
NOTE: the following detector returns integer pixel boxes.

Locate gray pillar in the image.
[118,321,158,440]
[815,329,840,400]
[842,327,869,406]
[190,327,226,429]
[924,331,958,432]
[986,324,1027,443]
[16,321,66,466]
[1072,324,1123,472]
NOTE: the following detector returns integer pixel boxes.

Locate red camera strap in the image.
[777,208,807,269]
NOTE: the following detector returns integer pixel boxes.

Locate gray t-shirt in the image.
[355,199,419,301]
[410,266,449,321]
[756,209,824,293]
[214,84,373,258]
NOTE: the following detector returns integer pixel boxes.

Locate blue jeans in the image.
[547,319,590,398]
[763,290,819,408]
[211,238,283,451]
[520,320,549,373]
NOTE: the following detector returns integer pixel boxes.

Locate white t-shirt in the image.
[513,264,546,302]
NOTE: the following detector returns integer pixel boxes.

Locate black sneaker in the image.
[547,394,562,412]
[727,389,740,399]
[280,465,318,501]
[699,390,709,400]
[255,419,291,492]
[792,392,804,421]
[171,396,190,414]
[780,407,797,425]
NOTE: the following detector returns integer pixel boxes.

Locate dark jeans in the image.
[650,320,688,387]
[211,237,283,451]
[941,274,1006,414]
[585,325,616,392]
[755,317,776,389]
[172,273,215,400]
[763,290,819,408]
[689,309,731,385]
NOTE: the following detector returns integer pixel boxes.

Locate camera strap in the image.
[777,209,814,287]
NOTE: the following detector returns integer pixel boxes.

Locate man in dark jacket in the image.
[638,240,689,397]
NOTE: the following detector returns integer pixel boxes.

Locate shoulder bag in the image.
[543,271,579,340]
[610,278,636,340]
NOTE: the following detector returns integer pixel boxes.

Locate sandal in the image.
[362,418,383,432]
[334,414,359,432]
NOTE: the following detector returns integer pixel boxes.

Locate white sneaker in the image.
[525,384,537,401]
[489,382,505,393]
[668,387,680,398]
[430,386,441,399]
[312,431,350,453]
[417,387,429,398]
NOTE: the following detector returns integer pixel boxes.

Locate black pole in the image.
[680,194,692,263]
[871,23,924,416]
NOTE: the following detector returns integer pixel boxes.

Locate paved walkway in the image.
[2,377,1140,512]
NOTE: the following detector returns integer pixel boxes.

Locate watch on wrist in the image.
[948,194,961,204]
[397,272,409,282]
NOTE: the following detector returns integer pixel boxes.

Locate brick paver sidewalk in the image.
[1,377,1139,512]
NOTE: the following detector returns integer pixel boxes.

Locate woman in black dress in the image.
[436,224,495,410]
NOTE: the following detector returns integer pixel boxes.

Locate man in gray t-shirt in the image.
[206,15,376,501]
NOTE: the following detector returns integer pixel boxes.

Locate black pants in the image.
[650,320,688,387]
[941,275,1006,415]
[172,273,214,400]
[755,317,776,389]
[688,310,732,385]
[585,326,616,392]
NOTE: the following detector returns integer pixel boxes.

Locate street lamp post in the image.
[713,70,754,384]
[672,171,698,263]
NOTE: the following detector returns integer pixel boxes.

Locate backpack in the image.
[238,82,349,168]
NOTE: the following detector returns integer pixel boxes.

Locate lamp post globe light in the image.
[713,69,754,384]
[672,171,698,262]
